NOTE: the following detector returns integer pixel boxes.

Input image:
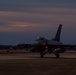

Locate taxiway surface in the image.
[0,51,76,75]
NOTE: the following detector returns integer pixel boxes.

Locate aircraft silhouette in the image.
[29,24,76,58]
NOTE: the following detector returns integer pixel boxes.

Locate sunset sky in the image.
[0,0,76,45]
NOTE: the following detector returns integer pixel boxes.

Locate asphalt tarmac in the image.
[0,51,76,75]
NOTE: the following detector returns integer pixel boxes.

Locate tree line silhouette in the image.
[0,43,32,50]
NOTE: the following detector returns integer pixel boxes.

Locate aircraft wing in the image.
[29,44,76,52]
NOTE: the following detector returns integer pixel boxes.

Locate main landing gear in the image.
[40,52,60,58]
[40,52,47,58]
[54,53,59,58]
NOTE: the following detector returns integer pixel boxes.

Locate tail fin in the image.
[52,24,62,41]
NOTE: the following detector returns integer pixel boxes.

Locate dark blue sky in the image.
[0,0,76,45]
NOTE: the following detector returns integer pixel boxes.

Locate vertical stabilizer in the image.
[52,24,62,41]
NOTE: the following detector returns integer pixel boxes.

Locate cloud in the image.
[0,21,45,32]
[0,7,76,23]
[0,0,76,9]
[0,7,76,33]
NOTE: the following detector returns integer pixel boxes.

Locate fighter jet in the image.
[29,24,76,58]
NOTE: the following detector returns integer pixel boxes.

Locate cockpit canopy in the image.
[35,36,46,41]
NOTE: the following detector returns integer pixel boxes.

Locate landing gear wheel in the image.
[40,52,47,58]
[55,53,59,58]
[40,54,44,58]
